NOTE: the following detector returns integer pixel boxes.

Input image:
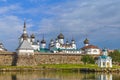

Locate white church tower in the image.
[17,21,34,55]
[40,36,46,49]
[57,33,64,44]
[19,21,29,44]
[71,38,76,49]
[84,38,89,46]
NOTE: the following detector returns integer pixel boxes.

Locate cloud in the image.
[0,0,7,2]
[34,0,120,48]
[0,4,21,14]
[0,0,120,51]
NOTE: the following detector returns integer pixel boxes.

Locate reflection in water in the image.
[0,71,119,80]
[11,75,17,80]
[98,74,112,80]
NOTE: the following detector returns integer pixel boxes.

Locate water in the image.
[0,71,119,80]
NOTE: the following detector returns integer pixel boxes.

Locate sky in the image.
[0,0,120,51]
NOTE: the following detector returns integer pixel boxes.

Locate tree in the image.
[81,55,95,64]
[109,50,120,64]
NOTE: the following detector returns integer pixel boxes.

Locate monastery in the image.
[16,22,101,55]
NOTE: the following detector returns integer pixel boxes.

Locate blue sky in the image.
[0,0,120,51]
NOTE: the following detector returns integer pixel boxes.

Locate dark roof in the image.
[57,33,64,39]
[81,45,99,50]
[84,38,89,44]
[30,34,35,38]
[41,39,46,43]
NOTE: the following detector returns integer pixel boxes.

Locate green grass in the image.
[0,64,120,70]
[38,64,99,69]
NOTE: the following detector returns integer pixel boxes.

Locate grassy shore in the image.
[0,64,120,72]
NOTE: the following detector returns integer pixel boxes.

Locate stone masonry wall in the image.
[0,51,99,66]
[0,51,15,66]
[34,53,83,64]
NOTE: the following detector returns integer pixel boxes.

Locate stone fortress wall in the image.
[0,51,99,66]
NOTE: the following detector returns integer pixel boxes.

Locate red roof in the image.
[81,45,99,50]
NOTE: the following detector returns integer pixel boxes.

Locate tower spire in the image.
[23,20,27,34]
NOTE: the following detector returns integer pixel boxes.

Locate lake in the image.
[0,71,119,80]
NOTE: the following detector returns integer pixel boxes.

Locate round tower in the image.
[41,37,46,49]
[55,38,60,49]
[30,34,35,42]
[84,38,89,46]
[71,38,76,49]
[50,39,54,46]
[57,33,64,44]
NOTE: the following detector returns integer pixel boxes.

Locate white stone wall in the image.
[0,48,4,51]
[41,43,46,49]
[58,39,64,44]
[31,45,40,50]
[17,50,34,55]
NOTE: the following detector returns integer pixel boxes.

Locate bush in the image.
[81,55,95,64]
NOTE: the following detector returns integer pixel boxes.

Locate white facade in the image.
[81,38,101,55]
[17,50,34,55]
[84,48,100,54]
[58,39,64,44]
[31,45,39,51]
[41,43,46,49]
[97,49,112,68]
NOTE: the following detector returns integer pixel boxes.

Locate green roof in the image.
[39,48,50,53]
[99,55,112,59]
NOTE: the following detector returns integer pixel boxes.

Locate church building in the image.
[49,33,81,53]
[16,21,40,55]
[81,38,101,54]
[97,49,112,68]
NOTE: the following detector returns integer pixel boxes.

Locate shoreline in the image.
[0,66,120,73]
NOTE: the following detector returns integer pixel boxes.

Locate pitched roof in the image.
[0,43,7,51]
[17,40,34,50]
[81,45,99,50]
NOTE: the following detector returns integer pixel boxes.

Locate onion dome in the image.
[84,38,89,44]
[37,40,39,42]
[71,37,75,41]
[57,33,64,39]
[31,34,35,38]
[41,39,46,44]
[50,39,54,42]
[66,40,69,45]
